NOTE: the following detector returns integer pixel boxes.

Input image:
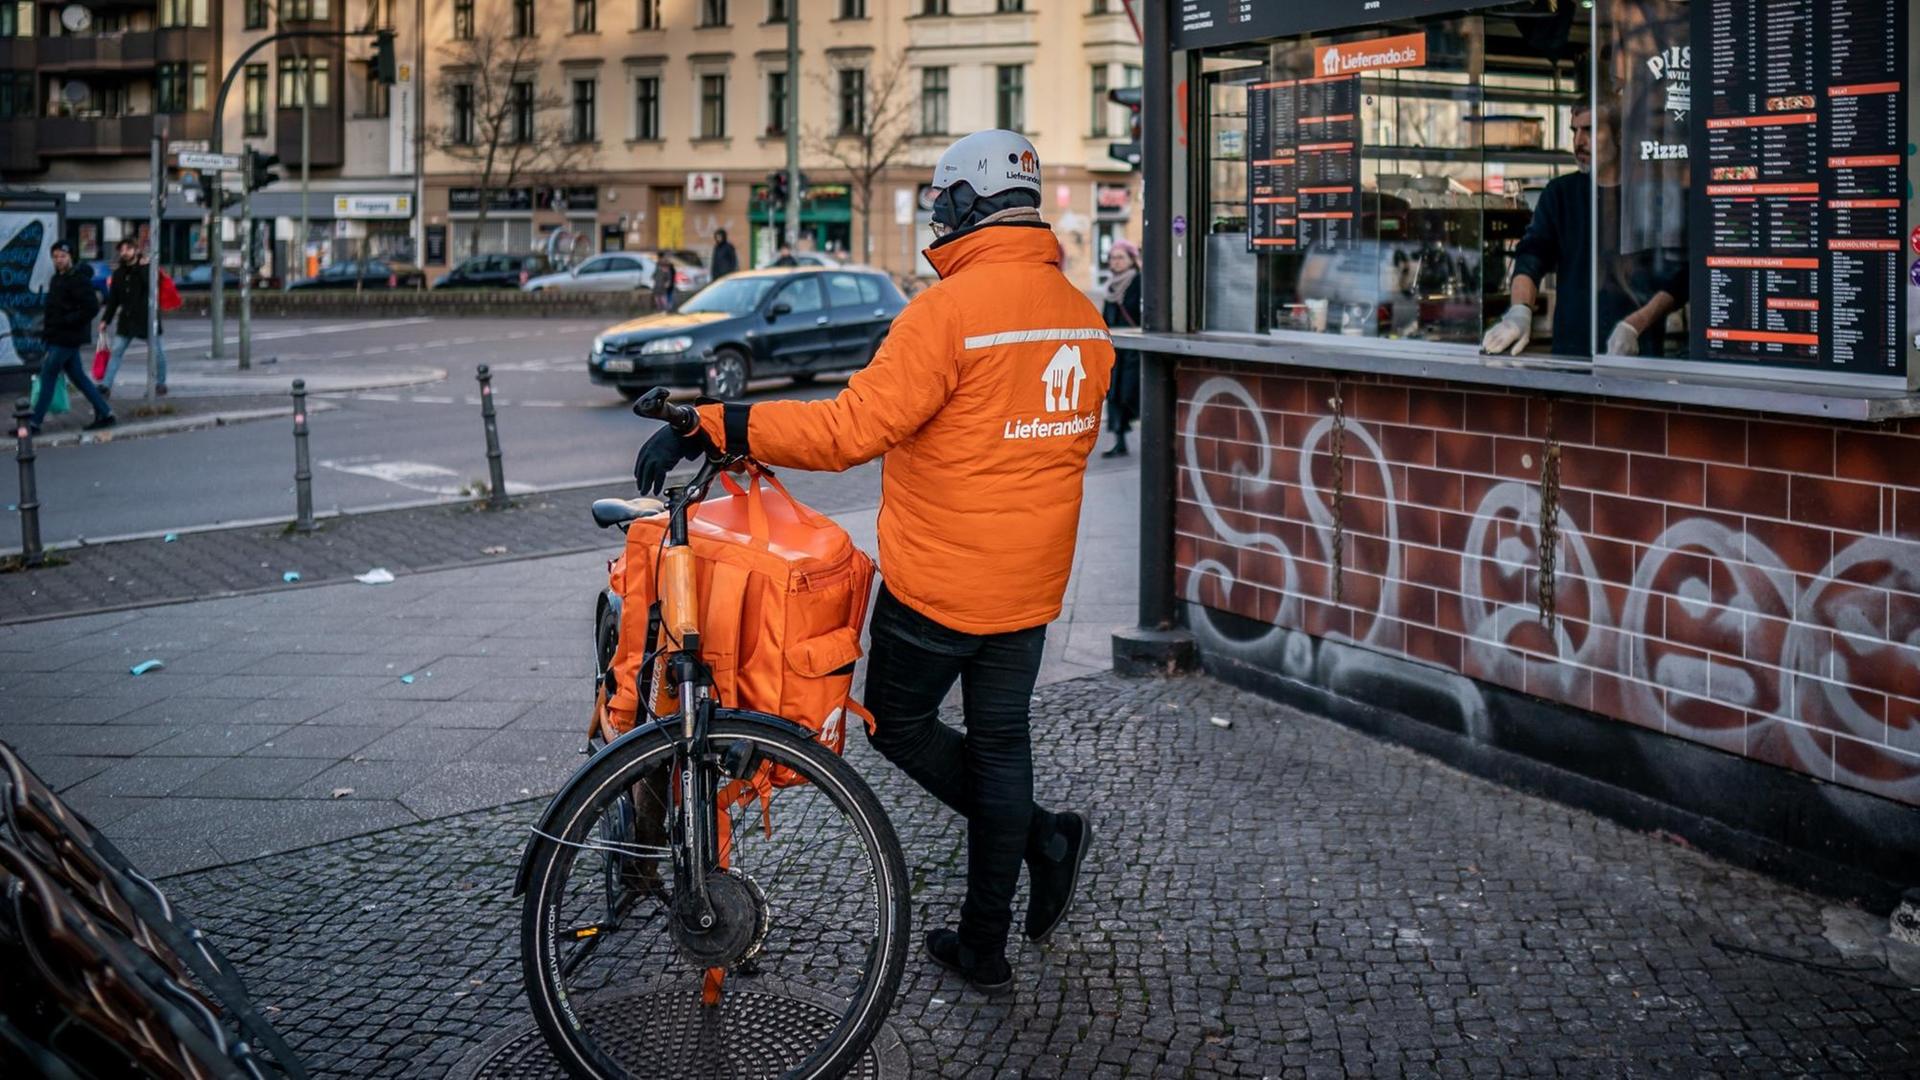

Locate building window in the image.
[921,0,948,13]
[1090,0,1109,11]
[996,65,1024,132]
[243,64,268,135]
[511,79,534,143]
[156,63,186,112]
[277,57,330,108]
[920,66,948,135]
[0,3,26,37]
[995,0,1024,12]
[767,0,787,22]
[283,0,328,20]
[701,0,727,28]
[0,72,32,119]
[189,61,207,111]
[637,0,660,29]
[362,61,390,117]
[513,0,534,37]
[699,73,726,138]
[573,0,595,33]
[158,0,211,28]
[371,0,394,29]
[244,0,268,30]
[839,0,865,17]
[452,0,473,38]
[452,82,474,144]
[634,75,660,139]
[571,78,596,141]
[766,70,787,136]
[1090,64,1108,137]
[837,67,865,135]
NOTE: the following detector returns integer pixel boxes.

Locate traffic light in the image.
[247,149,282,193]
[768,171,789,204]
[1107,86,1143,170]
[373,30,398,86]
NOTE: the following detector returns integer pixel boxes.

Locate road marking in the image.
[169,317,436,350]
[318,458,533,495]
[412,394,454,404]
[355,392,401,402]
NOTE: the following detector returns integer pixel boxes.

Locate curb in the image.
[8,401,339,451]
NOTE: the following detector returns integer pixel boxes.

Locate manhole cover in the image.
[455,983,907,1079]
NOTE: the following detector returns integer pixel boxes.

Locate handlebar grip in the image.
[631,387,700,435]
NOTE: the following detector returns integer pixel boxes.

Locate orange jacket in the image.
[697,224,1115,634]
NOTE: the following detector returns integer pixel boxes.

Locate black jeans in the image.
[862,585,1058,955]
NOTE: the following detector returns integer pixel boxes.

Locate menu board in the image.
[1247,75,1360,253]
[1171,1,1506,50]
[1689,0,1909,377]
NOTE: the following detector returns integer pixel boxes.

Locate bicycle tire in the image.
[521,710,909,1080]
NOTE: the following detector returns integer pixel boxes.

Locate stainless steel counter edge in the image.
[1124,331,1920,423]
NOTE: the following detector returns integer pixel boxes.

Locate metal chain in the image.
[1329,382,1347,607]
[1537,396,1561,631]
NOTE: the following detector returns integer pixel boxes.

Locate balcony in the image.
[38,32,158,72]
[0,119,37,172]
[38,114,157,157]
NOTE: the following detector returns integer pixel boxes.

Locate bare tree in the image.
[423,8,594,256]
[805,51,917,263]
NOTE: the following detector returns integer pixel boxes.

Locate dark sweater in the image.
[43,264,100,348]
[1511,173,1688,357]
[101,259,162,340]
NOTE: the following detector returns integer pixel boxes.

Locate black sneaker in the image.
[924,929,1012,996]
[83,415,117,432]
[1024,812,1093,943]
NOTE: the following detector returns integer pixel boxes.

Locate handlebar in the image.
[631,387,700,436]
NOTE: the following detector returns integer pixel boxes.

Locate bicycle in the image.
[516,391,910,1079]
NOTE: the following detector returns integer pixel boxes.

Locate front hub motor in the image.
[670,869,769,969]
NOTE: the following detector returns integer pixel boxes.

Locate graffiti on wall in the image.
[1178,374,1920,808]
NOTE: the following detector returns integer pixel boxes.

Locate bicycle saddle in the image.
[591,497,666,529]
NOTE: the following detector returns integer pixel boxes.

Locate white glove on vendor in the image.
[1605,320,1642,356]
[1481,303,1532,355]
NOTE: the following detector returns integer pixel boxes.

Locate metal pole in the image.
[239,183,252,370]
[300,51,312,286]
[291,379,314,532]
[476,365,508,510]
[12,398,42,567]
[209,178,224,364]
[147,126,163,399]
[784,2,801,250]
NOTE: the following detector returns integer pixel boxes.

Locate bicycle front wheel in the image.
[520,711,909,1080]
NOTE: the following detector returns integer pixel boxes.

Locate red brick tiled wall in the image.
[1173,362,1920,808]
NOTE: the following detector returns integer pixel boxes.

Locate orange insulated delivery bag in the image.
[602,466,876,775]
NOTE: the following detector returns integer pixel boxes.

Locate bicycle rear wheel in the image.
[520,711,909,1080]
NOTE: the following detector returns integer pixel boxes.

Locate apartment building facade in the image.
[0,0,423,276]
[418,0,1142,286]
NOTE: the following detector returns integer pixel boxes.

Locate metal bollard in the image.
[12,398,42,566]
[291,380,314,532]
[476,365,508,510]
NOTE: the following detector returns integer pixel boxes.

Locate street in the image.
[2,315,861,545]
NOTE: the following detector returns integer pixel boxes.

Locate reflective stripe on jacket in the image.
[697,223,1115,634]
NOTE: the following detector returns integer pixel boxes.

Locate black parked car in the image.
[285,259,426,291]
[432,252,552,289]
[588,267,907,399]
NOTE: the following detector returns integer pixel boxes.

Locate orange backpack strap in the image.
[700,558,752,707]
[752,465,836,531]
[847,698,876,737]
[715,469,772,544]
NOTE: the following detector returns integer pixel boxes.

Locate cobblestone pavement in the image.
[163,672,1919,1079]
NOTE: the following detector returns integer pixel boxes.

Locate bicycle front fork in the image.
[666,652,718,932]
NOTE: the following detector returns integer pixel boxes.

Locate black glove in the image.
[633,424,710,495]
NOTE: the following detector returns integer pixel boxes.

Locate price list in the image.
[1689,0,1908,376]
[1246,74,1359,253]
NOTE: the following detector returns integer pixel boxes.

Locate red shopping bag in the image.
[157,269,182,312]
[91,334,111,380]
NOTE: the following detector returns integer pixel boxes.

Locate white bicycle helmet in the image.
[919,129,1043,210]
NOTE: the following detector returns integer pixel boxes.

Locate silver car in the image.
[522,252,655,293]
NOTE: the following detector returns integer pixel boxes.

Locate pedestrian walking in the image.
[709,229,740,280]
[633,129,1107,996]
[1101,239,1143,458]
[99,240,167,397]
[28,241,116,435]
[651,256,677,311]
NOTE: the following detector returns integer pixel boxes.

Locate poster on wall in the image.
[0,208,57,367]
[1687,0,1909,379]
